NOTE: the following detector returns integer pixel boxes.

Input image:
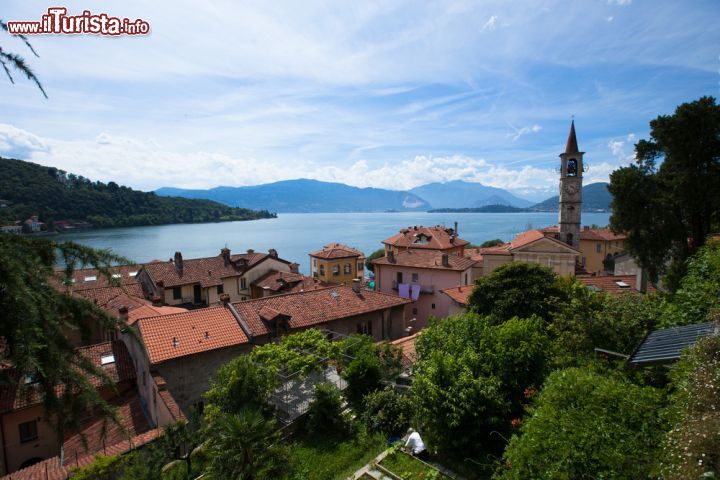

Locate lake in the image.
[59,212,612,274]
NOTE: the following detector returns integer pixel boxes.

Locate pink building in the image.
[372,250,476,332]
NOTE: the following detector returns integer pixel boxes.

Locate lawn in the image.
[379,450,452,480]
[288,425,387,480]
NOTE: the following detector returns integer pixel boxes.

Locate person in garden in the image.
[404,428,429,460]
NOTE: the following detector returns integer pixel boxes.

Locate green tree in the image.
[467,262,565,324]
[204,355,276,419]
[498,367,665,480]
[609,96,720,290]
[0,19,47,97]
[305,382,349,436]
[479,239,504,248]
[662,335,720,479]
[342,350,383,411]
[204,409,291,480]
[411,314,550,459]
[362,387,413,438]
[365,248,385,273]
[0,235,128,442]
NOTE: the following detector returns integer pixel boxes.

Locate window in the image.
[411,273,419,283]
[19,420,38,443]
[596,242,602,253]
[241,296,247,301]
[193,401,205,417]
[332,265,340,276]
[396,272,403,284]
[100,354,115,366]
[567,158,578,176]
[313,259,317,267]
[319,265,325,276]
[412,307,418,315]
[431,303,436,310]
[217,284,224,295]
[172,287,182,300]
[344,263,351,274]
[465,273,468,284]
[581,256,586,266]
[128,271,138,277]
[240,277,247,290]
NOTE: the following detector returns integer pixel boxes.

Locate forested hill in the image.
[0,157,275,229]
[531,182,613,212]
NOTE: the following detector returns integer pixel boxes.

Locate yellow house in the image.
[310,243,365,284]
[578,228,626,275]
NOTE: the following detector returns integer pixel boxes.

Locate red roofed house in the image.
[137,247,294,307]
[309,243,365,284]
[250,270,327,298]
[127,284,410,416]
[441,284,475,316]
[542,225,626,275]
[382,225,469,257]
[0,341,182,478]
[372,250,477,331]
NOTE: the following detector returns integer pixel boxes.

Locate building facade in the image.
[309,243,365,284]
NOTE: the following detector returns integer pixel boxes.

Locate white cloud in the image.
[608,134,637,164]
[0,124,49,158]
[607,16,614,22]
[482,15,498,31]
[608,0,632,5]
[506,123,542,142]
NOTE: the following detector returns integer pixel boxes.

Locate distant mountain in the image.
[409,181,534,209]
[531,182,612,212]
[429,204,528,213]
[0,157,275,229]
[156,179,430,213]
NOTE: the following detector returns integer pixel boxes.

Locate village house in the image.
[372,250,476,331]
[23,216,43,233]
[382,224,469,257]
[441,285,474,316]
[0,341,183,478]
[0,225,22,234]
[137,247,294,307]
[250,270,327,297]
[127,283,409,416]
[541,225,626,275]
[309,243,365,284]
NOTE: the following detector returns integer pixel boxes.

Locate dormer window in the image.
[100,354,115,365]
[614,280,630,289]
[84,275,97,282]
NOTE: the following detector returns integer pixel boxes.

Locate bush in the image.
[305,382,348,436]
[71,454,125,479]
[343,352,383,411]
[362,387,413,437]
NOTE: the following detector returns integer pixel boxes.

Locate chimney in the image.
[454,221,458,236]
[221,247,231,266]
[352,278,361,294]
[118,306,129,323]
[289,262,300,273]
[636,268,647,294]
[174,251,183,275]
[442,254,450,267]
[268,248,278,258]
[246,248,255,254]
[219,293,231,304]
[262,286,271,298]
[584,226,590,231]
[388,249,396,263]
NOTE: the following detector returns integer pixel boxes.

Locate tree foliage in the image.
[305,382,350,436]
[362,387,413,438]
[608,96,720,290]
[662,335,720,479]
[467,262,566,324]
[0,235,130,440]
[498,367,665,480]
[411,314,550,458]
[365,248,385,273]
[0,157,275,228]
[204,355,276,419]
[0,19,47,97]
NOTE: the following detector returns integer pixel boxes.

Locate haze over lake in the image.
[60,212,612,275]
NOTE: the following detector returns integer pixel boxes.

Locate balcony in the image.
[392,281,434,294]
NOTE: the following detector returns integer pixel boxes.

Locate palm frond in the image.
[0,48,47,98]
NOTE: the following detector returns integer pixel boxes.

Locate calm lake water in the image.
[59,212,611,275]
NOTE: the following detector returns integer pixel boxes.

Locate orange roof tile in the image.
[441,285,474,306]
[510,229,580,252]
[310,243,365,260]
[576,275,657,295]
[136,306,250,365]
[251,270,327,294]
[127,304,187,325]
[372,250,477,271]
[391,333,419,368]
[232,285,411,334]
[382,225,469,251]
[52,265,141,291]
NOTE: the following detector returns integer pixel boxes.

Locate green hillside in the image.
[0,157,275,229]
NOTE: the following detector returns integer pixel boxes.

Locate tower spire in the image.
[565,120,579,154]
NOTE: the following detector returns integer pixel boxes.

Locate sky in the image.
[1,1,718,201]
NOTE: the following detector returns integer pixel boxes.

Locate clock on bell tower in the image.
[558,120,583,249]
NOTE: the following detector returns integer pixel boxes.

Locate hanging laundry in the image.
[398,283,410,299]
[411,283,421,300]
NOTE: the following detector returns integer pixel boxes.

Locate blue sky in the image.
[1,0,718,201]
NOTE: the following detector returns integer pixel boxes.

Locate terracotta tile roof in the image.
[52,265,141,291]
[382,225,469,251]
[127,304,187,325]
[251,270,327,294]
[372,250,477,271]
[0,341,135,413]
[441,285,474,306]
[310,243,365,259]
[391,333,419,368]
[576,275,657,295]
[136,306,250,365]
[142,250,283,288]
[75,284,147,312]
[541,225,626,242]
[232,285,411,334]
[510,229,580,252]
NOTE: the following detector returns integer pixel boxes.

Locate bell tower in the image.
[558,120,583,249]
